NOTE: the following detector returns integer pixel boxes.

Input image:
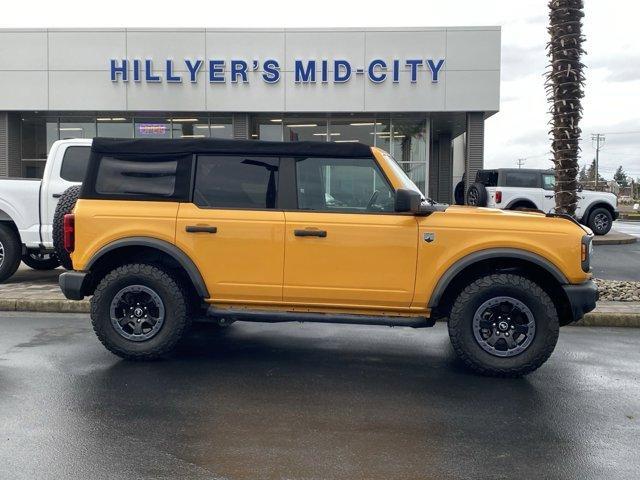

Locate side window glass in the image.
[60,146,91,182]
[505,172,539,188]
[95,157,179,197]
[542,174,555,190]
[194,155,279,209]
[295,157,394,212]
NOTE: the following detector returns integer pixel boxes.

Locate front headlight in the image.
[581,235,593,272]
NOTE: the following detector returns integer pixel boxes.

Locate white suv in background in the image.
[465,168,619,235]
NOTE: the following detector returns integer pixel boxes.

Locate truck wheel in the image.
[0,224,22,283]
[466,182,488,207]
[448,273,559,377]
[91,263,191,360]
[52,185,82,269]
[22,251,60,270]
[587,207,613,235]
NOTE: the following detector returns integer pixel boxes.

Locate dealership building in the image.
[0,27,500,202]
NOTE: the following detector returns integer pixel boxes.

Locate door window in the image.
[542,174,556,190]
[194,155,279,209]
[295,157,394,212]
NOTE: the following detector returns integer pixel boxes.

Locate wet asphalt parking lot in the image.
[0,312,639,479]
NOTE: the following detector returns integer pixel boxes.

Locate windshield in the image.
[381,151,433,203]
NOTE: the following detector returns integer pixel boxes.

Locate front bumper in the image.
[59,271,91,301]
[562,280,599,323]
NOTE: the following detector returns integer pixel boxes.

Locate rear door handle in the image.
[294,229,327,238]
[545,195,554,198]
[52,193,62,198]
[185,225,217,234]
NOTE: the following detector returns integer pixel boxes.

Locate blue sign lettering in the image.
[109,57,445,85]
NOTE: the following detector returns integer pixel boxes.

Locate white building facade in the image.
[0,27,500,201]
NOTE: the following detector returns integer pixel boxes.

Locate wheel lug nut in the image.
[505,333,509,336]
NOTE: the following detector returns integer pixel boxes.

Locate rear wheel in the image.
[448,273,559,377]
[22,251,60,270]
[0,224,22,283]
[91,263,191,360]
[587,207,613,235]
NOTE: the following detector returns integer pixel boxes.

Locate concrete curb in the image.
[593,233,637,246]
[0,297,638,327]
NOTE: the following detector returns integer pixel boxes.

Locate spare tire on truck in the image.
[52,185,82,270]
[466,182,488,207]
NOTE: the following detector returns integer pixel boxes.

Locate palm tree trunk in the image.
[546,0,585,216]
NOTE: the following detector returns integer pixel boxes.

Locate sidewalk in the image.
[1,265,638,326]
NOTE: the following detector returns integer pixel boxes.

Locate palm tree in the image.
[545,0,586,216]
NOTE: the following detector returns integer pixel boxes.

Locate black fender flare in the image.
[505,198,538,210]
[85,237,209,298]
[580,201,615,223]
[427,248,568,308]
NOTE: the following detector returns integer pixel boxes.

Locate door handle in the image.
[544,195,554,198]
[185,225,217,234]
[294,229,327,238]
[52,193,62,198]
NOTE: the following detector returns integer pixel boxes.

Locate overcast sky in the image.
[3,0,639,179]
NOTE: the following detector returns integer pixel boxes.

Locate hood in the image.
[580,189,617,205]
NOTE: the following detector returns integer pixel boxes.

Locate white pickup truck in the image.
[0,139,92,282]
[465,168,619,235]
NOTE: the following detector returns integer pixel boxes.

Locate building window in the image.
[96,117,133,138]
[59,117,96,140]
[390,114,427,163]
[327,116,376,145]
[209,116,233,139]
[21,117,58,159]
[169,116,210,139]
[284,116,327,142]
[250,115,283,141]
[133,118,171,138]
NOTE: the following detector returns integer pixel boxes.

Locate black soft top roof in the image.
[91,137,373,158]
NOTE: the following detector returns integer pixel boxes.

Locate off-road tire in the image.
[0,224,22,283]
[22,251,60,270]
[587,207,613,236]
[466,182,488,207]
[52,185,82,270]
[91,263,191,360]
[448,273,559,377]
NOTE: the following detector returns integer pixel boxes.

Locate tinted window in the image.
[60,146,91,182]
[194,155,279,209]
[296,157,394,212]
[95,156,187,198]
[542,174,555,190]
[476,170,498,187]
[504,172,539,188]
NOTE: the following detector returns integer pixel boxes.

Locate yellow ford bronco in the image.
[59,138,597,376]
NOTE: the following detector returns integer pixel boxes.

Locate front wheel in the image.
[22,251,60,270]
[91,264,191,360]
[448,273,559,377]
[587,207,613,235]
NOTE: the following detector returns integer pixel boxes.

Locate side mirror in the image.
[577,184,583,192]
[395,188,424,214]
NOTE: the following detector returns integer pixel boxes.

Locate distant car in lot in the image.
[0,139,91,282]
[465,168,619,235]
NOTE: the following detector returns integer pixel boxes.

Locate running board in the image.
[205,307,435,328]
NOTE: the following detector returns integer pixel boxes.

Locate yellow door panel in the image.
[175,203,285,303]
[283,211,418,308]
